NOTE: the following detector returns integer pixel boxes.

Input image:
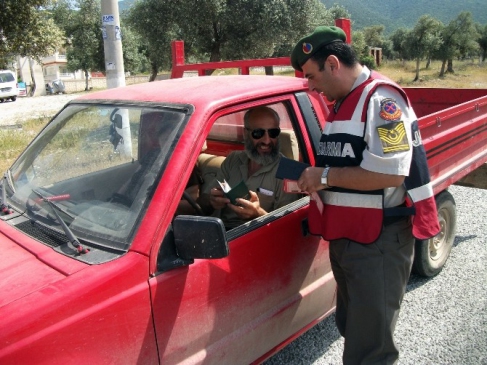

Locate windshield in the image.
[4,102,189,260]
[0,72,15,83]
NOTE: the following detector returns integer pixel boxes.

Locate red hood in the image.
[0,223,87,308]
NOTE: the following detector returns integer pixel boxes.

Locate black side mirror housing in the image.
[173,215,229,259]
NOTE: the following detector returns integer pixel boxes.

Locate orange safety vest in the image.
[308,72,440,244]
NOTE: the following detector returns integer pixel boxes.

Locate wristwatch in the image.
[321,167,331,187]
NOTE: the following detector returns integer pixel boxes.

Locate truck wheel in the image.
[412,190,456,277]
[10,96,16,101]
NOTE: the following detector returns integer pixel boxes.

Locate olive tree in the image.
[0,0,64,93]
[477,23,487,62]
[404,15,443,81]
[435,12,479,76]
[64,0,104,90]
[126,0,332,80]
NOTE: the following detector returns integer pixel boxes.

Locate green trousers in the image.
[330,217,414,365]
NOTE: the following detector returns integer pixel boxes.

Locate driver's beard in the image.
[244,137,280,166]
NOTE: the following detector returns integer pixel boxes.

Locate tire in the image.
[412,190,456,277]
[10,96,16,101]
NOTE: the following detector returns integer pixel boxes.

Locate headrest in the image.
[279,129,299,160]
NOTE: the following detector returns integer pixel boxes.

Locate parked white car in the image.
[0,70,19,102]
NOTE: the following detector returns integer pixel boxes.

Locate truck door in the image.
[149,99,336,364]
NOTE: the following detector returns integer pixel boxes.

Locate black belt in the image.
[383,202,415,226]
[383,215,408,226]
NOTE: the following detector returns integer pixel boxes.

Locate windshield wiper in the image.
[32,189,89,254]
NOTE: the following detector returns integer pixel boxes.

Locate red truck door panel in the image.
[148,99,335,364]
[149,200,335,364]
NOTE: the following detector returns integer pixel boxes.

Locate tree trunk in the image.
[28,57,36,96]
[439,59,447,77]
[446,59,454,73]
[413,58,420,81]
[205,41,221,76]
[425,58,431,69]
[149,62,158,82]
[264,66,274,75]
[84,69,89,91]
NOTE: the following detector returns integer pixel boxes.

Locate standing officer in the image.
[290,26,440,364]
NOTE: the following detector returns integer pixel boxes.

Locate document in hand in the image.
[217,179,250,205]
[275,156,310,180]
[275,157,310,193]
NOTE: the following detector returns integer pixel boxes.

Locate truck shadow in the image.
[263,314,342,364]
[453,234,476,247]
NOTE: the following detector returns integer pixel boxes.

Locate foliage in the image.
[435,12,479,76]
[478,24,487,61]
[328,3,351,20]
[65,0,104,90]
[350,30,367,59]
[389,28,410,59]
[360,55,376,70]
[118,24,146,74]
[363,25,385,48]
[403,15,443,81]
[125,0,179,80]
[125,0,333,80]
[0,0,65,68]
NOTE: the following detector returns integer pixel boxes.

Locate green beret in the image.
[291,26,347,71]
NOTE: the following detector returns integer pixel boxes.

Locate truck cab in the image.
[0,75,337,364]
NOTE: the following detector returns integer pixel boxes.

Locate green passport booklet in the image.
[218,179,250,205]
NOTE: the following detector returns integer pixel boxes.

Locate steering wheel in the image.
[182,191,205,216]
[110,192,132,207]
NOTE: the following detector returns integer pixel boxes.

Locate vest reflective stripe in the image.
[323,119,364,136]
[408,183,434,202]
[321,190,382,208]
[309,72,440,243]
[308,197,383,243]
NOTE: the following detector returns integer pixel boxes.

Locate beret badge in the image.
[302,42,313,55]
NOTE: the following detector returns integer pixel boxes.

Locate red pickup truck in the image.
[1,30,486,365]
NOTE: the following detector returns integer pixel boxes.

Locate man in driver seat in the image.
[204,106,298,229]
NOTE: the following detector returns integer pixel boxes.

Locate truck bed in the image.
[407,88,487,193]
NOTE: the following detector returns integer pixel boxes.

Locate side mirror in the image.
[173,215,229,259]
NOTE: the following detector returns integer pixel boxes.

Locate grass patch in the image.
[0,117,50,172]
[377,59,487,88]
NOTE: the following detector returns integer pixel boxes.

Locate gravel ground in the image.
[0,93,85,125]
[265,184,487,365]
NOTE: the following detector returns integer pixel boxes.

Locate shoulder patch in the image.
[379,98,402,121]
[377,121,410,153]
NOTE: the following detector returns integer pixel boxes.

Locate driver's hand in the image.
[209,187,229,209]
[227,190,267,219]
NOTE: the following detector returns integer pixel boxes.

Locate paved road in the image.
[265,184,487,365]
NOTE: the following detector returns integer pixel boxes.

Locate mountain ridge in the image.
[320,0,487,34]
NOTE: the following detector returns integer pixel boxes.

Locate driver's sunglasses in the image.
[246,127,281,140]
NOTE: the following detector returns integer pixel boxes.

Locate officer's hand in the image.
[298,167,329,193]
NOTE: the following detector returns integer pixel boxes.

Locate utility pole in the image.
[101,0,126,89]
[101,0,132,158]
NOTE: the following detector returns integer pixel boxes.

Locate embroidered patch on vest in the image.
[377,121,410,153]
[379,98,402,121]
